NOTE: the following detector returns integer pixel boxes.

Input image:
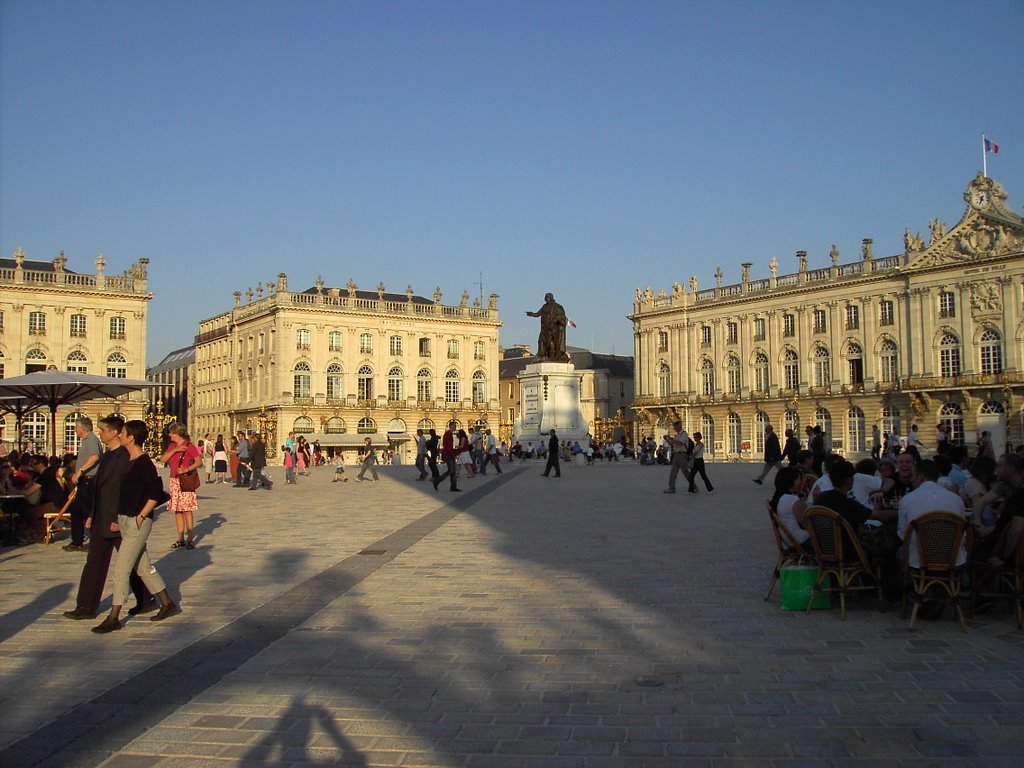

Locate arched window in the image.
[754,411,770,455]
[813,346,831,388]
[784,409,800,437]
[445,370,461,403]
[882,406,900,438]
[64,412,87,454]
[293,416,314,434]
[67,350,88,374]
[939,402,964,446]
[22,412,48,453]
[357,365,373,401]
[726,355,741,394]
[417,418,434,431]
[657,362,670,398]
[880,339,899,383]
[417,368,433,402]
[847,406,866,452]
[847,342,864,385]
[783,349,799,390]
[700,414,715,457]
[387,418,407,434]
[324,417,346,434]
[727,412,742,454]
[754,353,769,393]
[357,417,376,434]
[980,329,1003,375]
[939,332,961,377]
[814,408,832,446]
[293,361,311,398]
[700,358,714,396]
[472,371,486,404]
[980,400,1005,414]
[326,363,343,400]
[106,352,127,379]
[388,366,404,402]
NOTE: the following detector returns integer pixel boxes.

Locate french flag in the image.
[568,318,577,329]
[985,138,1000,154]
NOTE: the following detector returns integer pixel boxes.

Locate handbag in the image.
[779,564,831,611]
[177,452,201,492]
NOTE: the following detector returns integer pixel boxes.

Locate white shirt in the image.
[486,433,497,454]
[898,480,967,569]
[850,473,883,509]
[809,475,833,501]
[776,493,809,544]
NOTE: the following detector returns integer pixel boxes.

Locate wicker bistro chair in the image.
[970,531,1024,629]
[802,506,884,620]
[43,486,78,544]
[902,512,972,632]
[765,501,809,601]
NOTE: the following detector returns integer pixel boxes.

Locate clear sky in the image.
[2,1,1021,366]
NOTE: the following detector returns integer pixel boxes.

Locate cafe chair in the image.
[970,531,1024,629]
[43,487,78,544]
[902,512,971,632]
[803,506,884,620]
[764,501,807,601]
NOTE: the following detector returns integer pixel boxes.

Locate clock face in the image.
[973,190,991,208]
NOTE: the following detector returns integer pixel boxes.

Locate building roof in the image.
[499,346,633,377]
[0,258,79,274]
[301,285,437,306]
[147,346,196,376]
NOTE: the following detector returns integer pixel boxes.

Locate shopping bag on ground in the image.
[779,565,831,611]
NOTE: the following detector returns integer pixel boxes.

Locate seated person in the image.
[809,454,843,502]
[962,455,996,526]
[769,467,811,553]
[882,451,917,507]
[851,458,884,510]
[897,459,968,570]
[977,454,1024,567]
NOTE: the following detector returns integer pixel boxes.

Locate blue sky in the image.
[2,1,1022,366]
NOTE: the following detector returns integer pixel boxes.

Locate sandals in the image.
[186,540,195,550]
[171,540,186,549]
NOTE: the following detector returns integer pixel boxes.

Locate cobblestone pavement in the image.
[1,459,1022,768]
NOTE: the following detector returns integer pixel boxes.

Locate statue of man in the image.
[526,293,569,362]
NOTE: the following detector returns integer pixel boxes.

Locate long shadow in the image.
[240,693,368,766]
[0,583,72,643]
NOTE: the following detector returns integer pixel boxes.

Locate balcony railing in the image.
[296,343,310,351]
[841,383,865,394]
[29,327,46,335]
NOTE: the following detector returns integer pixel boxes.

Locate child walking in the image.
[332,452,348,483]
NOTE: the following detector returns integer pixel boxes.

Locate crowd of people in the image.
[759,429,1024,614]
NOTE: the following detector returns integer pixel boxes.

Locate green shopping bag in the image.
[779,565,831,611]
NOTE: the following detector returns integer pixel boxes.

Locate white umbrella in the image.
[0,371,164,455]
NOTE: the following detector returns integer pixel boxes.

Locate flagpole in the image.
[982,132,988,178]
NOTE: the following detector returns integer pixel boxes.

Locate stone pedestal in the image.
[512,362,590,446]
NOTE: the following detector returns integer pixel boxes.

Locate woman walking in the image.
[686,432,714,494]
[457,429,475,478]
[92,420,178,633]
[161,422,202,550]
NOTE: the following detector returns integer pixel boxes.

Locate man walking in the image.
[433,421,460,492]
[63,414,153,619]
[753,424,783,485]
[65,416,102,551]
[663,421,691,493]
[414,428,428,481]
[483,428,502,475]
[248,433,273,490]
[356,437,379,482]
[542,429,561,478]
[234,430,251,487]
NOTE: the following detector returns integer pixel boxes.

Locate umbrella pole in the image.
[51,405,59,458]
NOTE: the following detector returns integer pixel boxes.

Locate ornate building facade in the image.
[192,275,501,462]
[630,174,1024,460]
[0,249,153,453]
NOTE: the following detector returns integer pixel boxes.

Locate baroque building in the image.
[629,174,1024,460]
[0,249,153,453]
[499,345,634,446]
[192,275,501,462]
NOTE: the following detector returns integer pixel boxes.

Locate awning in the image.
[295,432,411,448]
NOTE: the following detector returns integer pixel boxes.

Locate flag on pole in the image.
[985,138,1000,154]
[568,318,577,329]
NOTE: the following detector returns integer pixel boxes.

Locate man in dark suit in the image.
[248,433,273,490]
[542,429,561,478]
[753,424,783,485]
[63,414,153,620]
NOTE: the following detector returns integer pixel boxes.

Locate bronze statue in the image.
[526,293,569,362]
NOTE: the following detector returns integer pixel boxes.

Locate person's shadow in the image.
[0,583,72,643]
[241,692,367,765]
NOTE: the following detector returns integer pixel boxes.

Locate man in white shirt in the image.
[482,428,502,475]
[898,459,968,569]
[414,429,428,481]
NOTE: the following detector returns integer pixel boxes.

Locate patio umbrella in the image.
[0,371,163,456]
[0,396,44,452]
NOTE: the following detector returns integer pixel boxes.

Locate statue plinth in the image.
[512,362,590,444]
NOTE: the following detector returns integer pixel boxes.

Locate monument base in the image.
[512,362,590,447]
